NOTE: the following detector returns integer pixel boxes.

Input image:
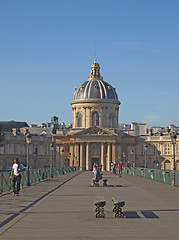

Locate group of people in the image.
[111,162,123,177]
[92,163,102,182]
[92,161,124,181]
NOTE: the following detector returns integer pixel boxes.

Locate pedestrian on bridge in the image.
[10,158,25,196]
[118,162,123,177]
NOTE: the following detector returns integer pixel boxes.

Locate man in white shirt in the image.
[10,158,25,196]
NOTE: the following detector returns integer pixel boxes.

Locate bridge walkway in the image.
[0,171,179,240]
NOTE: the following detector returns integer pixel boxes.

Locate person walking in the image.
[127,161,131,174]
[10,158,25,196]
[118,162,123,177]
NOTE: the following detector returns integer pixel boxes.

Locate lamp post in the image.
[25,132,32,186]
[50,144,54,178]
[144,144,148,178]
[68,152,71,167]
[155,149,160,169]
[170,131,177,186]
[131,149,134,167]
[61,148,64,167]
[122,153,126,171]
[75,156,78,168]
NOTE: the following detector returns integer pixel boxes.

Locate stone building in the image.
[0,121,53,171]
[54,59,179,171]
[136,135,179,170]
[1,60,179,171]
[55,59,136,170]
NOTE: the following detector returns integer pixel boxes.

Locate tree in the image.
[0,123,4,146]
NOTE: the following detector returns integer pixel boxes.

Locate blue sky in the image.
[0,0,179,127]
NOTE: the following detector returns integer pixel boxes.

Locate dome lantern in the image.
[89,59,101,80]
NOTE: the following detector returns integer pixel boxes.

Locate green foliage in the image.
[0,123,4,146]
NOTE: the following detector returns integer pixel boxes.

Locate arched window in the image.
[164,160,171,170]
[92,111,99,126]
[77,112,82,128]
[109,113,114,128]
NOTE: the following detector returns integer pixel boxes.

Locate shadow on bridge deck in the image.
[0,171,179,240]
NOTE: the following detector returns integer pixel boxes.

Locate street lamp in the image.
[131,149,134,167]
[170,131,177,186]
[25,132,32,186]
[50,144,54,178]
[61,148,64,167]
[68,152,71,167]
[155,148,160,169]
[144,144,148,178]
[122,152,125,166]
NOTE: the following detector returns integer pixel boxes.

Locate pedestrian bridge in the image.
[0,169,179,239]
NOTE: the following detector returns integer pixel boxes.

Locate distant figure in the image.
[111,162,114,173]
[10,158,26,196]
[118,162,123,177]
[113,162,117,174]
[127,161,131,174]
[93,166,98,180]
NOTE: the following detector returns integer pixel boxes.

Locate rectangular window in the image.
[45,145,48,155]
[176,144,179,155]
[33,144,38,155]
[164,144,170,155]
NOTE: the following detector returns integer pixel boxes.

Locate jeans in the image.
[12,175,21,194]
[118,169,122,177]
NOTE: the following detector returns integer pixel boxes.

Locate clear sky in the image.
[0,0,179,128]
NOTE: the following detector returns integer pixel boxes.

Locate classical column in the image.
[83,107,87,129]
[76,144,80,168]
[86,107,92,128]
[72,107,76,128]
[80,143,85,170]
[99,113,102,128]
[101,143,105,171]
[112,143,116,163]
[86,143,90,170]
[106,143,111,171]
[69,144,74,166]
[117,107,119,128]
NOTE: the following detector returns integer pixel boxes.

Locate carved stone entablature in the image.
[73,126,118,137]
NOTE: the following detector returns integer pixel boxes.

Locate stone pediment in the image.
[73,126,118,136]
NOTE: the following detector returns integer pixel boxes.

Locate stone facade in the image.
[1,60,179,171]
[0,132,52,171]
[136,135,179,170]
[55,59,179,171]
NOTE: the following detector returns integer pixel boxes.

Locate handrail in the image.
[123,167,179,187]
[0,166,79,195]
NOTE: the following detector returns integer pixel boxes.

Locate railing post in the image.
[0,173,3,194]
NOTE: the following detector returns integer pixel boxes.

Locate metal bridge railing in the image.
[0,166,79,195]
[123,167,179,187]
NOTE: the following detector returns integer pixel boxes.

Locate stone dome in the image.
[73,79,118,101]
[72,59,119,103]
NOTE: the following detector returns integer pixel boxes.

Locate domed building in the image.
[55,59,136,171]
[71,59,120,129]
